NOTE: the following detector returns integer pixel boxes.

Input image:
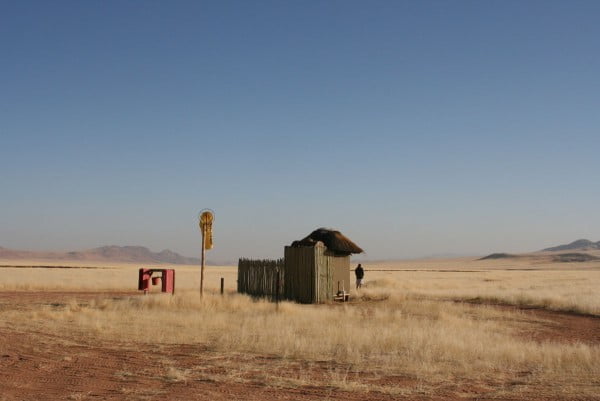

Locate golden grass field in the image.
[1,255,599,400]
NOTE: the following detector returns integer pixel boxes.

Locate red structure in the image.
[138,268,175,294]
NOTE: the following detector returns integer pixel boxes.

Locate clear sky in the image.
[1,1,599,262]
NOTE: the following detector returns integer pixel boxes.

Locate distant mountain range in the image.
[0,245,202,265]
[3,238,599,266]
[542,239,600,252]
[478,239,600,262]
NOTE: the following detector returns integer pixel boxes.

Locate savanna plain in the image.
[0,256,599,401]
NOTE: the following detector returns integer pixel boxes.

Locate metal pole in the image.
[200,228,206,297]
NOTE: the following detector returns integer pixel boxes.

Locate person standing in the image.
[355,263,365,289]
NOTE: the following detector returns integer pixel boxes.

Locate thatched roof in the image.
[290,228,364,255]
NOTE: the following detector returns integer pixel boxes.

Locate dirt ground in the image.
[0,291,599,401]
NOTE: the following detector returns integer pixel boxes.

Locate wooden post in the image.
[198,209,213,298]
[275,268,280,311]
[200,227,206,297]
[220,277,224,295]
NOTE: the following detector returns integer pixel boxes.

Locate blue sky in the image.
[1,1,599,261]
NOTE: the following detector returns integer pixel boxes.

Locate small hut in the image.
[284,228,363,303]
[237,228,364,303]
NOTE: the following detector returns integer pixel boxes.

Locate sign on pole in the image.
[198,209,214,296]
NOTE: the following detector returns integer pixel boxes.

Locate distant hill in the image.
[0,245,202,265]
[477,239,600,263]
[552,253,600,263]
[478,253,519,260]
[543,239,600,252]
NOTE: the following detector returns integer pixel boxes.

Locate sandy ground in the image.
[1,290,599,401]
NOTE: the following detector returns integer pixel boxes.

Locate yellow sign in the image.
[199,211,214,250]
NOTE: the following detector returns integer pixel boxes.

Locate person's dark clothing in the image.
[355,266,364,279]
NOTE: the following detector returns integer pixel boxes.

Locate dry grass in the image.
[2,289,598,392]
[2,257,598,315]
[364,268,600,316]
[1,257,599,397]
[0,263,237,292]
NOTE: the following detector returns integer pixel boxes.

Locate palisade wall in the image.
[237,258,284,299]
